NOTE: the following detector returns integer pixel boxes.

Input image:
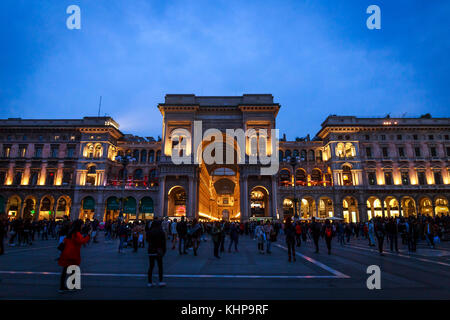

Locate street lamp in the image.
[115,154,136,220]
[288,155,300,219]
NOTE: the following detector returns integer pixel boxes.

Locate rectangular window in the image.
[417,171,426,185]
[29,171,39,186]
[19,144,27,158]
[3,145,11,158]
[413,134,418,140]
[368,172,376,185]
[398,147,405,157]
[50,145,59,158]
[365,135,370,141]
[382,147,388,158]
[384,172,392,185]
[429,135,434,140]
[366,147,372,158]
[67,146,75,158]
[434,171,442,185]
[14,171,23,185]
[397,134,402,140]
[34,145,43,158]
[62,171,73,185]
[430,147,437,157]
[415,147,421,157]
[381,135,386,141]
[46,171,55,185]
[0,171,6,185]
[401,171,409,185]
[445,135,449,140]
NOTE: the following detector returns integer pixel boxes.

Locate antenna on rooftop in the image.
[97,96,102,117]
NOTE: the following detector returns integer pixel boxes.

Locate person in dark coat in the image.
[386,218,399,252]
[146,219,167,287]
[374,218,386,255]
[228,223,239,253]
[58,219,90,292]
[176,216,188,255]
[284,217,296,262]
[310,217,322,253]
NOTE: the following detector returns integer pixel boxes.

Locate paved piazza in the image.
[1,233,449,300]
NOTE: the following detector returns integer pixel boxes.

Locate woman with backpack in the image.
[322,219,334,255]
[58,219,90,293]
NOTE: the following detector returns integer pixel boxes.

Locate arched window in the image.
[94,144,103,158]
[296,169,307,186]
[279,169,291,186]
[140,150,147,163]
[133,150,140,161]
[84,144,94,158]
[300,149,307,161]
[285,150,292,159]
[344,143,356,158]
[336,143,345,158]
[279,150,284,161]
[87,165,96,174]
[293,150,299,157]
[148,150,155,162]
[311,169,322,185]
[156,150,161,162]
[308,150,315,161]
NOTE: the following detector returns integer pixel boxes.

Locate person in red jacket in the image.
[58,219,90,293]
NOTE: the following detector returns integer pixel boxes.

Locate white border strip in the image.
[275,244,350,279]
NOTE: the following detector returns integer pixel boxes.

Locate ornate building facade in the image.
[0,94,449,222]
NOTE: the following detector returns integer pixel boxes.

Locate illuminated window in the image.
[401,171,410,185]
[434,171,442,185]
[368,172,376,185]
[384,172,393,185]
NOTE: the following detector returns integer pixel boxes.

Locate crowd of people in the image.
[0,212,449,291]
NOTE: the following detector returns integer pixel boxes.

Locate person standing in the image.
[284,217,296,262]
[118,221,128,253]
[211,221,222,259]
[424,219,435,249]
[374,218,386,256]
[295,221,302,247]
[368,219,376,247]
[58,220,90,293]
[255,221,265,254]
[146,220,167,287]
[322,220,334,255]
[264,220,274,254]
[337,221,345,246]
[189,219,202,256]
[386,218,399,252]
[228,223,239,253]
[310,217,321,253]
[170,218,178,249]
[176,216,188,255]
[132,222,140,253]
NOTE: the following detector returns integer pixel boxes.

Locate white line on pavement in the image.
[0,270,342,279]
[275,244,350,279]
[347,244,450,267]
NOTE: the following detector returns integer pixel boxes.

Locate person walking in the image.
[176,216,188,255]
[189,219,202,256]
[228,223,239,253]
[322,220,334,255]
[58,219,90,293]
[295,221,302,247]
[368,219,376,247]
[424,219,435,249]
[310,217,321,253]
[132,222,140,253]
[337,221,345,246]
[284,217,296,262]
[118,221,128,253]
[264,220,274,254]
[146,220,167,287]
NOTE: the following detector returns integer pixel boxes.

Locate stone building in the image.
[0,94,449,222]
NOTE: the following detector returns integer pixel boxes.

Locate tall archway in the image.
[282,197,294,220]
[168,186,187,217]
[401,197,416,217]
[384,196,400,218]
[105,196,120,221]
[300,196,316,218]
[22,196,37,220]
[279,169,291,187]
[367,196,383,220]
[343,196,358,222]
[140,196,154,220]
[250,186,269,217]
[124,196,137,221]
[295,168,307,186]
[55,196,71,219]
[39,195,55,220]
[318,197,333,218]
[311,168,322,186]
[81,196,95,221]
[435,197,449,216]
[6,195,21,219]
[419,197,433,216]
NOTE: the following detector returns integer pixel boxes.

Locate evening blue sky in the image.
[0,0,449,139]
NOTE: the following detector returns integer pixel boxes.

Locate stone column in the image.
[159,176,166,218]
[271,176,277,219]
[358,201,368,222]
